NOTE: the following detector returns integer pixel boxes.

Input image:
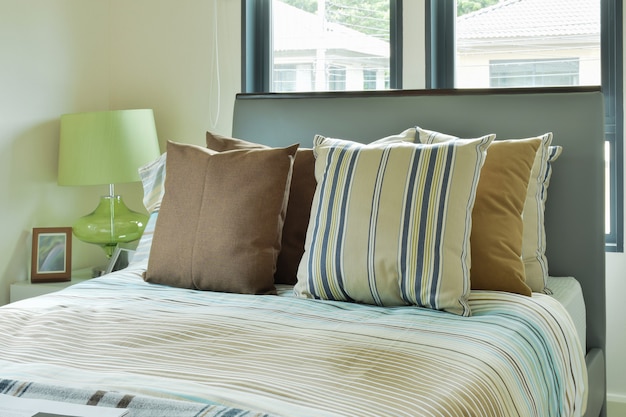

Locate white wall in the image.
[0,0,240,306]
[1,0,624,409]
[108,0,240,146]
[0,0,114,305]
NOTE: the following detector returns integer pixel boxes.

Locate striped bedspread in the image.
[0,264,587,417]
[0,379,278,417]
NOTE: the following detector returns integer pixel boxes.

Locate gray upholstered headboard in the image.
[232,87,606,416]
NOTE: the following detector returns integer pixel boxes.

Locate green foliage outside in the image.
[281,0,389,40]
[457,0,500,16]
[280,0,501,39]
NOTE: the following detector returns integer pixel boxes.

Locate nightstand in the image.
[10,268,94,303]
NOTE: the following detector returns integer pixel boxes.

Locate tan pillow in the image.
[206,131,316,285]
[144,140,298,294]
[418,128,540,296]
[470,139,540,295]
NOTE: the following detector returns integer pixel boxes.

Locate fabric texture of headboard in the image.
[232,87,606,415]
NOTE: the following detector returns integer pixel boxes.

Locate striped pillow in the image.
[418,128,541,296]
[523,139,563,293]
[138,152,167,214]
[295,134,494,316]
[130,211,158,265]
[418,129,562,293]
[129,154,166,266]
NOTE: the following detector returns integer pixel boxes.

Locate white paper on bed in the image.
[0,394,128,417]
[0,266,587,417]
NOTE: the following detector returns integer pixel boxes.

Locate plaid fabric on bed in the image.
[0,379,278,417]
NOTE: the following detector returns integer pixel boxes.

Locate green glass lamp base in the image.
[73,195,147,258]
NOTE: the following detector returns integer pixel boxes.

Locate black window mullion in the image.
[425,0,455,89]
[242,0,271,93]
[390,0,403,89]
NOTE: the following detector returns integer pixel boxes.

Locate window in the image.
[243,0,622,250]
[328,65,347,91]
[273,64,314,91]
[242,0,402,93]
[363,69,378,89]
[489,58,580,88]
[427,0,622,251]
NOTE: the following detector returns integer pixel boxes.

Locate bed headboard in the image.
[232,87,606,356]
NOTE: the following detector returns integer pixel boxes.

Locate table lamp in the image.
[58,109,161,258]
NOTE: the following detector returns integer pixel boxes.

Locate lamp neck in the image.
[108,186,116,245]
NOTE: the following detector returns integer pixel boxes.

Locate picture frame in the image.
[104,242,136,275]
[31,227,72,283]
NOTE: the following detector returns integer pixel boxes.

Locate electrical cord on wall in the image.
[209,0,221,129]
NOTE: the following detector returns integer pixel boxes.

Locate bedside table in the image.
[10,268,94,303]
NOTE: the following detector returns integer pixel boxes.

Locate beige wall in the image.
[107,0,239,146]
[0,0,112,303]
[0,0,624,409]
[0,0,240,307]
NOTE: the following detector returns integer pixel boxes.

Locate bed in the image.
[0,88,606,417]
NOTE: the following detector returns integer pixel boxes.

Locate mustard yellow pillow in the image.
[418,128,540,296]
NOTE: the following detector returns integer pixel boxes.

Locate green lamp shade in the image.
[58,109,161,186]
[58,109,161,257]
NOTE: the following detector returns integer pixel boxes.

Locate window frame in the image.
[242,0,403,93]
[426,0,623,252]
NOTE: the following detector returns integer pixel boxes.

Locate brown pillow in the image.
[469,139,541,295]
[206,131,316,285]
[144,140,298,294]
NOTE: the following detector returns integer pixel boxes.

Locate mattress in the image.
[546,276,587,352]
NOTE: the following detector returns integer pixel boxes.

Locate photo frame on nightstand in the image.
[31,227,72,283]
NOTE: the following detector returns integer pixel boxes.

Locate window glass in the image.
[452,0,620,251]
[455,0,601,88]
[271,0,391,92]
[489,58,580,88]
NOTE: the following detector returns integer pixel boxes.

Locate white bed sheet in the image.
[546,276,586,352]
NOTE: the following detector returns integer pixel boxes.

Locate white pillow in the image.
[522,135,562,292]
[138,152,167,214]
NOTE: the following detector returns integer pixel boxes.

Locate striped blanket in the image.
[0,379,277,417]
[0,264,587,417]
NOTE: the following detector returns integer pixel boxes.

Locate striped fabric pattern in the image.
[523,142,563,293]
[132,153,166,265]
[138,152,166,214]
[0,380,278,417]
[130,211,157,265]
[416,128,563,293]
[295,134,493,315]
[0,269,587,417]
